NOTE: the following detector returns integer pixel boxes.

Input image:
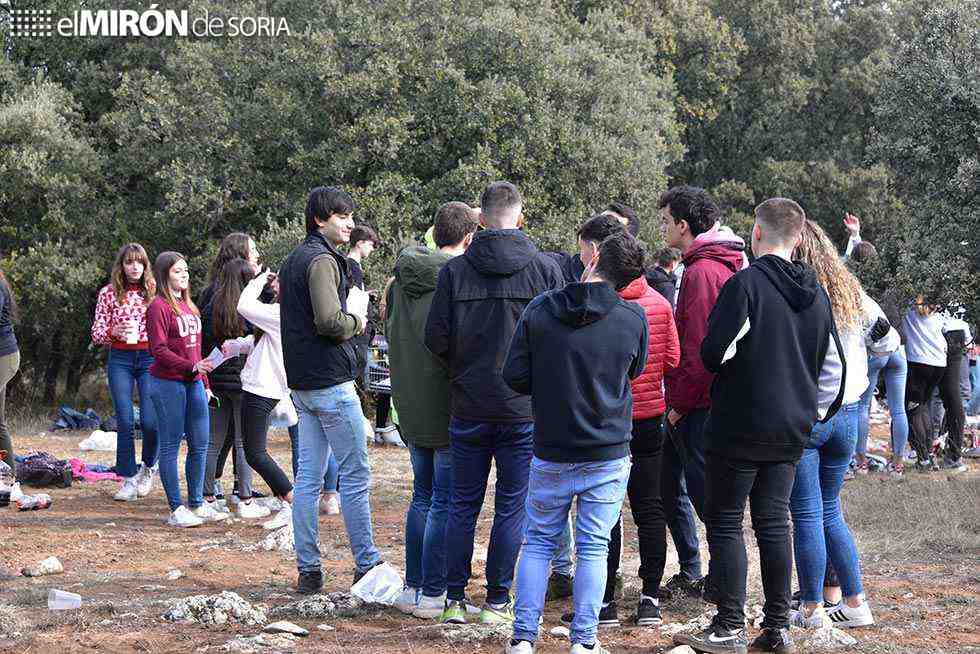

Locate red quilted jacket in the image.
[619,276,681,419]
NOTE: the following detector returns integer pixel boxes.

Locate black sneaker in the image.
[635,596,662,626]
[915,456,937,472]
[352,560,384,586]
[749,627,795,653]
[297,569,323,595]
[561,601,620,628]
[546,572,574,601]
[790,590,802,611]
[939,457,968,473]
[673,624,748,654]
[662,573,704,600]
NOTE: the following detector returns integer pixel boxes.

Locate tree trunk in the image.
[42,331,64,405]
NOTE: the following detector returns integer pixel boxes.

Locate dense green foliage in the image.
[0,0,976,403]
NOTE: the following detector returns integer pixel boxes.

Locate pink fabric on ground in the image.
[69,458,123,483]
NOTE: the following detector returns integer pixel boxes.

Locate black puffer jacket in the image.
[201,300,248,395]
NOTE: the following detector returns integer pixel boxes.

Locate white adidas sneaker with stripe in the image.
[825,599,874,628]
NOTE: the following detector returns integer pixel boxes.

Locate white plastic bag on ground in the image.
[78,430,117,452]
[350,562,403,605]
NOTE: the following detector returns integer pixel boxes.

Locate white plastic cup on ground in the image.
[47,589,81,610]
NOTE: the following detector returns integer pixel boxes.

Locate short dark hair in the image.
[755,197,806,246]
[480,181,522,226]
[305,186,355,234]
[350,225,378,248]
[577,213,625,243]
[605,201,639,236]
[658,186,720,237]
[656,247,682,268]
[433,202,479,248]
[594,232,646,291]
[851,241,878,263]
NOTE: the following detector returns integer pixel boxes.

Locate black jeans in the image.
[705,453,796,631]
[604,416,668,601]
[906,361,946,460]
[938,351,966,459]
[240,391,293,498]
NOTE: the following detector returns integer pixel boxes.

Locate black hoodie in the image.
[503,282,648,462]
[425,229,565,423]
[700,255,845,462]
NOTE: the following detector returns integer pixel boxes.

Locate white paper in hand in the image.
[347,286,370,323]
[205,347,227,369]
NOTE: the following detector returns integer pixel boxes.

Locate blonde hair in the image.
[793,220,863,331]
[111,243,155,305]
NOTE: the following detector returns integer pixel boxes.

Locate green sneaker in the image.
[479,601,515,624]
[440,599,466,624]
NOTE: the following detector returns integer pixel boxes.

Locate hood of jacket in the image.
[754,255,819,312]
[683,223,747,273]
[618,274,650,301]
[544,282,620,327]
[394,246,452,299]
[465,229,540,276]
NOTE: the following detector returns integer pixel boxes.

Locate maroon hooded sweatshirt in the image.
[665,225,746,414]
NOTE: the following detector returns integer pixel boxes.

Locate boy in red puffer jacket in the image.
[553,214,681,630]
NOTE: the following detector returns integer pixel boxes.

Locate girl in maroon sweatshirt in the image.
[92,243,159,503]
[146,251,226,528]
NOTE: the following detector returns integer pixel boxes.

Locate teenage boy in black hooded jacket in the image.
[674,198,845,654]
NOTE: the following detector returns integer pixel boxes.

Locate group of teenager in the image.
[0,178,975,654]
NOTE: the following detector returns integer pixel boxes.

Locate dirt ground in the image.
[1,419,978,654]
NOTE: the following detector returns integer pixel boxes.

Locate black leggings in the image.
[604,416,667,601]
[938,351,966,458]
[906,361,946,460]
[240,391,293,498]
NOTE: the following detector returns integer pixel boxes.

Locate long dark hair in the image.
[0,268,16,322]
[153,252,199,317]
[212,258,255,342]
[208,233,251,287]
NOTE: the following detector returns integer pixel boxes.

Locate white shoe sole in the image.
[413,607,444,619]
[114,494,138,502]
[825,606,874,628]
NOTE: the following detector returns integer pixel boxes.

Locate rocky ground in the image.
[1,421,978,653]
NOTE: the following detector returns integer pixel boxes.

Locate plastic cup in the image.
[124,321,139,345]
[47,589,82,610]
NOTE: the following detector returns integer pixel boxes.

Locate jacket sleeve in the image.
[146,302,196,375]
[628,310,649,380]
[237,275,281,338]
[424,265,453,361]
[502,305,533,394]
[665,268,719,413]
[701,277,750,373]
[309,255,362,343]
[664,306,681,372]
[91,286,115,345]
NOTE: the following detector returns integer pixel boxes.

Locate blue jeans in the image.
[150,377,209,512]
[292,382,381,574]
[513,456,631,646]
[969,362,979,416]
[107,349,159,478]
[790,403,863,603]
[289,424,339,491]
[859,350,909,459]
[662,408,709,580]
[406,443,453,597]
[446,417,534,605]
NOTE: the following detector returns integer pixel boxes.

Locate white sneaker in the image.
[205,498,230,514]
[376,425,406,447]
[192,503,230,522]
[825,599,875,628]
[10,482,25,503]
[413,592,448,619]
[320,492,341,515]
[394,586,420,615]
[790,603,829,629]
[135,464,154,497]
[570,641,609,654]
[263,505,292,530]
[114,477,139,502]
[168,505,204,528]
[504,640,534,654]
[237,500,272,519]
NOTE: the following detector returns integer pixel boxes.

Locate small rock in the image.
[263,621,308,637]
[166,569,184,581]
[163,591,266,626]
[316,624,335,632]
[902,592,914,599]
[104,522,117,527]
[549,626,570,638]
[269,592,365,620]
[21,556,63,577]
[803,626,858,649]
[667,646,697,654]
[224,632,297,652]
[97,619,114,627]
[141,585,167,592]
[409,622,513,644]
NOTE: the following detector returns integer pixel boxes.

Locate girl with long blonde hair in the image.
[91,243,160,502]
